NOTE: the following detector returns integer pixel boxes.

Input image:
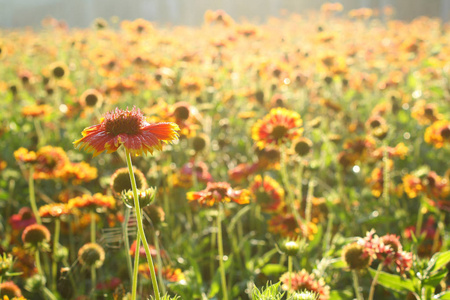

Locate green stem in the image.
[154,232,166,295]
[296,161,304,200]
[217,204,228,300]
[125,150,161,300]
[132,233,141,300]
[52,219,61,292]
[280,148,302,224]
[288,256,293,297]
[382,144,390,207]
[91,266,96,299]
[90,211,96,243]
[210,226,217,279]
[29,166,42,225]
[368,263,383,300]
[305,180,315,225]
[43,287,58,300]
[123,207,133,284]
[35,251,44,276]
[432,212,445,253]
[415,200,424,237]
[352,270,364,300]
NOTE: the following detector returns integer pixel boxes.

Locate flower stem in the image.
[415,200,424,236]
[123,207,133,283]
[132,233,141,300]
[288,256,293,297]
[280,148,302,224]
[35,251,44,276]
[52,219,61,292]
[382,144,390,207]
[217,204,228,300]
[368,263,383,300]
[125,150,161,300]
[90,211,96,243]
[305,180,315,225]
[432,212,445,253]
[29,166,42,225]
[352,270,364,300]
[154,232,166,295]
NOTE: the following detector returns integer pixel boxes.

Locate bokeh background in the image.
[1,0,449,28]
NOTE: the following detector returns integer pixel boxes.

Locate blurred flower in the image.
[48,61,69,79]
[22,224,51,250]
[129,240,164,258]
[14,148,37,165]
[424,120,450,149]
[0,253,13,276]
[79,88,104,108]
[250,175,285,213]
[0,281,23,298]
[96,277,122,291]
[268,214,317,240]
[411,100,442,125]
[38,203,70,219]
[204,10,234,26]
[280,269,330,300]
[9,207,36,231]
[74,106,179,157]
[78,243,105,268]
[110,167,147,195]
[172,160,213,188]
[68,193,116,211]
[187,182,250,207]
[342,242,372,270]
[138,264,185,282]
[61,162,98,184]
[228,162,260,182]
[252,108,303,149]
[21,104,52,118]
[402,174,424,198]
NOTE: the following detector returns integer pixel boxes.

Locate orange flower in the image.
[34,146,70,180]
[68,193,116,211]
[250,175,284,213]
[187,182,250,207]
[280,269,330,300]
[21,104,52,118]
[402,174,424,198]
[252,108,303,149]
[424,120,450,149]
[39,203,70,219]
[74,106,179,157]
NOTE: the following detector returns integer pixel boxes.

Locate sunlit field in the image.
[1,4,450,300]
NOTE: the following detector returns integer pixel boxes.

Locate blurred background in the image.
[1,0,449,28]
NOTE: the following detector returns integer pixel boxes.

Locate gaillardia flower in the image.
[187,182,250,207]
[252,108,303,149]
[74,106,179,157]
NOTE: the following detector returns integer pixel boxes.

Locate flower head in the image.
[280,269,330,300]
[187,182,250,207]
[22,224,51,249]
[110,167,148,195]
[252,108,303,149]
[39,203,70,219]
[74,106,179,157]
[250,175,285,212]
[68,193,116,211]
[342,242,372,270]
[0,281,23,298]
[78,243,105,268]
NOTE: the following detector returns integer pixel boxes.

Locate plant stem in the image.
[90,211,96,243]
[132,233,141,300]
[288,256,293,297]
[217,204,228,300]
[35,251,44,276]
[382,144,390,207]
[352,270,364,300]
[154,232,166,295]
[29,166,42,225]
[432,212,445,253]
[415,200,424,236]
[305,180,315,225]
[368,263,383,300]
[125,150,161,300]
[280,148,302,224]
[123,207,133,283]
[52,219,61,292]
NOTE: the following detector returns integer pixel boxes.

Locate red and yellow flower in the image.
[280,269,330,300]
[187,182,250,207]
[74,106,179,157]
[424,120,450,149]
[249,175,284,213]
[252,108,303,149]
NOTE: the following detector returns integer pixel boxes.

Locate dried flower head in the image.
[78,243,105,268]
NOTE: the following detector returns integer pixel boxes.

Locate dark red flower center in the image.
[103,107,144,136]
[441,126,450,139]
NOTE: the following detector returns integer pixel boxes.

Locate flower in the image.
[78,243,105,268]
[79,88,103,108]
[22,224,51,248]
[68,193,116,211]
[250,175,285,212]
[280,269,330,300]
[0,281,23,298]
[402,174,424,198]
[268,214,317,240]
[21,104,52,118]
[33,146,70,180]
[110,167,148,195]
[187,182,250,207]
[74,106,179,157]
[38,203,70,219]
[342,242,372,270]
[129,240,163,258]
[61,162,98,184]
[425,120,450,149]
[14,148,37,165]
[9,207,36,230]
[252,108,303,149]
[172,160,213,188]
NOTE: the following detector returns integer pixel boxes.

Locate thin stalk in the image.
[90,211,96,243]
[296,161,304,200]
[123,207,133,283]
[352,270,364,300]
[125,150,161,300]
[132,233,141,300]
[154,233,166,295]
[368,263,383,300]
[217,204,228,300]
[415,201,424,237]
[52,219,61,292]
[432,212,445,253]
[210,226,217,279]
[280,148,302,224]
[382,145,390,207]
[35,251,44,276]
[305,180,315,225]
[29,166,42,225]
[43,287,58,300]
[288,256,293,297]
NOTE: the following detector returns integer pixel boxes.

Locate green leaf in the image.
[368,268,415,293]
[331,260,347,269]
[434,291,450,299]
[329,290,354,300]
[423,269,448,288]
[426,251,450,274]
[260,264,287,277]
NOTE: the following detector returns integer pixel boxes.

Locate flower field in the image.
[1,4,450,300]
